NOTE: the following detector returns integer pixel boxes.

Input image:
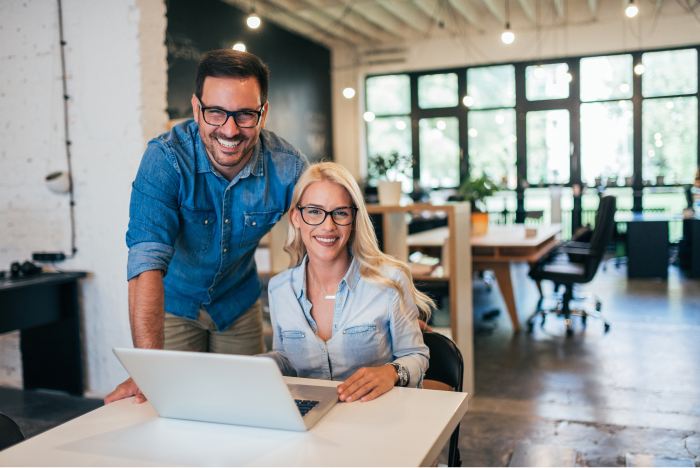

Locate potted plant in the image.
[456,174,498,236]
[368,152,412,206]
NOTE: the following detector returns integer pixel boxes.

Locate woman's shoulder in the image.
[268,264,302,294]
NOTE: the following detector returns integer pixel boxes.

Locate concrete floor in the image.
[1,263,698,466]
[465,262,700,466]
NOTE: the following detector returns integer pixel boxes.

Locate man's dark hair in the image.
[195,49,270,104]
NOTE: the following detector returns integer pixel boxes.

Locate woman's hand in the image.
[337,364,399,403]
[104,377,147,404]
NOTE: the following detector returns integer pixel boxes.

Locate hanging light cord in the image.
[57,0,77,257]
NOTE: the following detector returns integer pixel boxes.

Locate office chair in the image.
[527,196,617,337]
[0,412,25,451]
[422,331,464,467]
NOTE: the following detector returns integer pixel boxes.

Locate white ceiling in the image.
[222,0,698,50]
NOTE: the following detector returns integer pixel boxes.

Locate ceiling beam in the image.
[222,0,351,46]
[480,0,504,22]
[553,0,564,18]
[317,6,404,42]
[351,4,417,39]
[446,0,480,25]
[586,0,597,17]
[516,0,536,22]
[375,0,434,32]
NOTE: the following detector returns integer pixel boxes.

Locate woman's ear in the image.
[290,206,301,229]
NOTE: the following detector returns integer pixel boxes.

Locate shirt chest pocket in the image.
[240,210,284,249]
[280,330,312,369]
[340,324,380,364]
[178,207,217,253]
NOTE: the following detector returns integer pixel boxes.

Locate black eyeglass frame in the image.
[296,205,358,226]
[197,98,265,128]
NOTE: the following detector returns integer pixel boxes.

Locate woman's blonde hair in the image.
[284,162,434,319]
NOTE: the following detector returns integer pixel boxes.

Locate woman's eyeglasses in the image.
[297,205,357,226]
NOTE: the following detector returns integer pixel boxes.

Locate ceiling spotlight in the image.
[342,87,355,99]
[363,112,375,122]
[634,63,645,75]
[232,43,246,52]
[625,0,638,17]
[502,25,514,44]
[247,13,261,28]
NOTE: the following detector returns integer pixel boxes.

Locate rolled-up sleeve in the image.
[390,270,430,388]
[126,142,181,281]
[256,286,298,377]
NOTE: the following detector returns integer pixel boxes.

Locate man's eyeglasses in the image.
[297,205,358,226]
[198,98,264,128]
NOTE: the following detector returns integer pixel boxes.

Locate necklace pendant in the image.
[324,295,336,300]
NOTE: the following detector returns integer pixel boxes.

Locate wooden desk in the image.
[0,376,469,467]
[0,272,87,395]
[407,225,561,332]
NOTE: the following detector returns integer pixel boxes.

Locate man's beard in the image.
[203,131,249,168]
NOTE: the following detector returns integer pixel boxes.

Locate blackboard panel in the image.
[166,0,333,162]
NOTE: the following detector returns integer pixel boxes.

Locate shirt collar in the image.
[193,121,265,178]
[291,253,362,300]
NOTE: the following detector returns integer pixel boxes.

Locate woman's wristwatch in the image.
[388,362,409,387]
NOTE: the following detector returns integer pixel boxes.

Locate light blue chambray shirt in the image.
[262,255,430,387]
[126,120,308,331]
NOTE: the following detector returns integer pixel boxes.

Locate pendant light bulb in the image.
[502,23,514,44]
[625,1,638,17]
[232,43,246,52]
[247,13,261,28]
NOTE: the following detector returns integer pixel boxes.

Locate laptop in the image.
[113,348,339,432]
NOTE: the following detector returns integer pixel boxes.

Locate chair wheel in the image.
[566,328,574,337]
[527,322,534,333]
[604,323,610,333]
[595,303,602,312]
[581,315,587,326]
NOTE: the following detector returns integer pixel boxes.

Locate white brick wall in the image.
[0,0,168,397]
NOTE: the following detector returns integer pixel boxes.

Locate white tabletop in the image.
[0,377,468,467]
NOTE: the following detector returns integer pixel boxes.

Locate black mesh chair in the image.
[528,196,617,336]
[0,413,25,451]
[423,331,464,467]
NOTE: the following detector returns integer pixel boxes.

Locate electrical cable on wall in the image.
[55,0,77,258]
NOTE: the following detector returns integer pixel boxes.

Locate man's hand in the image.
[104,377,147,405]
[336,365,398,403]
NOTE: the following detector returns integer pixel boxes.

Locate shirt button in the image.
[204,220,208,225]
[326,376,331,380]
[225,219,229,223]
[334,325,337,328]
[252,221,257,226]
[209,288,213,292]
[302,334,305,338]
[322,349,325,353]
[223,248,227,252]
[218,272,222,275]
[343,330,346,334]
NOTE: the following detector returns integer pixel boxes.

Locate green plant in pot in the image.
[457,174,498,236]
[368,152,412,206]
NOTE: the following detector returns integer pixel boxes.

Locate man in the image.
[105,49,308,404]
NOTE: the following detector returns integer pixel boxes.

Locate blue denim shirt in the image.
[262,256,430,386]
[126,120,308,331]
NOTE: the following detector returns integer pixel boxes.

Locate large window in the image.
[641,49,698,184]
[467,65,517,187]
[364,46,700,222]
[365,74,413,191]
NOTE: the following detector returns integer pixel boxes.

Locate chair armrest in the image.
[559,241,591,249]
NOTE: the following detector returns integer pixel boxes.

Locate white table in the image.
[0,377,468,466]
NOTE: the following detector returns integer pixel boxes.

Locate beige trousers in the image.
[164,300,265,355]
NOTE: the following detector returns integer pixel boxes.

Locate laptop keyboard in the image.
[295,399,320,417]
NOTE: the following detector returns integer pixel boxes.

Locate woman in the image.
[263,162,434,403]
